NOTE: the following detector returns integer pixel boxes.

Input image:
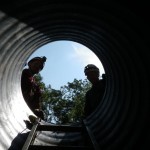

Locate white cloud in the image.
[70,42,105,75]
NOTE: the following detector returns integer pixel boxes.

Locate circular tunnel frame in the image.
[0,1,150,150]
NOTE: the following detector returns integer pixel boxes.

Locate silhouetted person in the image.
[21,56,47,120]
[84,64,106,117]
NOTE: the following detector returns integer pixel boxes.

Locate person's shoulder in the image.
[98,79,105,87]
[99,79,106,90]
[22,68,32,76]
[98,79,103,84]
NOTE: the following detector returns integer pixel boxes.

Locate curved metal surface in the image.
[0,1,150,150]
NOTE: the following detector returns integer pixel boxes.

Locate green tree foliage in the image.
[34,74,91,124]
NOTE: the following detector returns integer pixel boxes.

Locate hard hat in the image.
[28,56,47,69]
[84,64,99,75]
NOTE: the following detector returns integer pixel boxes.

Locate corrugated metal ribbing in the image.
[0,1,150,150]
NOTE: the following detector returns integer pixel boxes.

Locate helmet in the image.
[28,56,47,69]
[84,64,99,75]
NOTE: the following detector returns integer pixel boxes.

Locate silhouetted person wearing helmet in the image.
[21,56,47,121]
[84,64,106,117]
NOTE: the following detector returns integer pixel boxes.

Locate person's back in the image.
[21,56,47,120]
[21,68,41,111]
[85,79,105,116]
[84,64,105,117]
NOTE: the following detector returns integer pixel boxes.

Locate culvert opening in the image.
[21,40,106,124]
[0,1,150,150]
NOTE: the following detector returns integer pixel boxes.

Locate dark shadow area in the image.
[8,132,30,150]
[0,1,149,45]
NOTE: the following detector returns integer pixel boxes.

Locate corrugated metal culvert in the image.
[0,1,150,150]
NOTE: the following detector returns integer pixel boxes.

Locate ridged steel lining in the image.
[0,1,150,150]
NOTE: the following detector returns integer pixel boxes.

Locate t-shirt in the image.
[21,69,41,111]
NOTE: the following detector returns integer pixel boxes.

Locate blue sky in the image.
[28,40,105,90]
